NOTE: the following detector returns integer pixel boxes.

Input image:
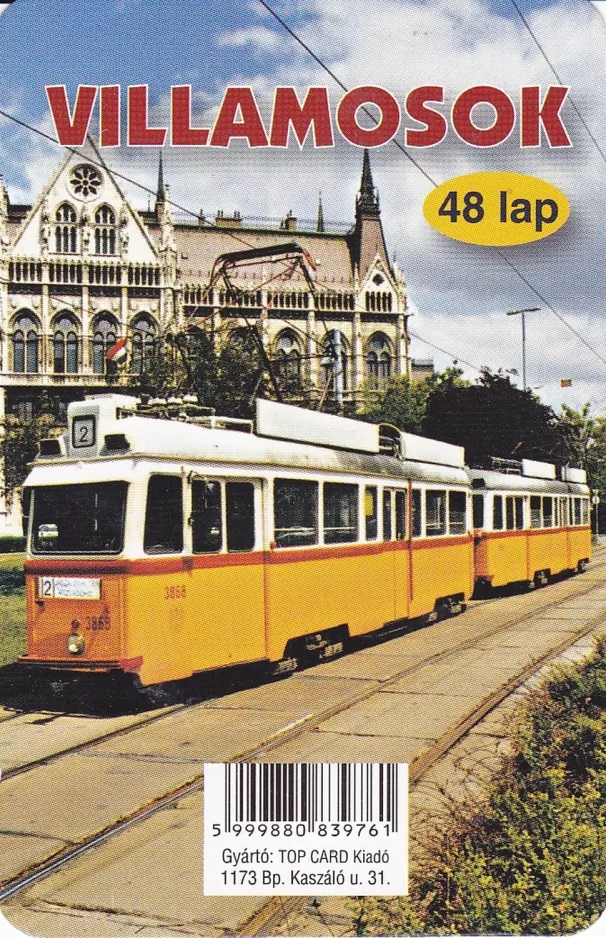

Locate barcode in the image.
[223,763,401,833]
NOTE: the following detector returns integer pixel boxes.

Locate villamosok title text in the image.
[46,84,572,150]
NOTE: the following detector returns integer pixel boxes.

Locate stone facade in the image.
[0,141,428,533]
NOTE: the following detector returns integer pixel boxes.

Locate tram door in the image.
[384,487,410,621]
[188,477,267,671]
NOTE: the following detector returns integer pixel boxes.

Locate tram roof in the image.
[467,468,589,496]
[28,414,471,487]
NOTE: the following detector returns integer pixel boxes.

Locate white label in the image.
[38,577,101,600]
[204,763,408,896]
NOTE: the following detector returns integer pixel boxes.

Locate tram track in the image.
[2,559,606,909]
[237,614,606,937]
[2,549,606,786]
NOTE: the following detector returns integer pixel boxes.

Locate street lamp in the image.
[505,307,540,392]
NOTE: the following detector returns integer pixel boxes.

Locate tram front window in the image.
[32,482,127,554]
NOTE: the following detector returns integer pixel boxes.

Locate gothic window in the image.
[320,330,349,393]
[91,314,119,374]
[131,314,157,374]
[94,205,117,255]
[274,329,301,388]
[52,313,79,374]
[55,203,77,254]
[365,333,392,388]
[12,312,40,374]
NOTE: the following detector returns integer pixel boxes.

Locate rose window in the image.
[69,164,102,199]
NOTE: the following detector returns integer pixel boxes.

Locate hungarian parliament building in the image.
[0,141,432,533]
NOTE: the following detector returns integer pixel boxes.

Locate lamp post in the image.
[505,307,540,392]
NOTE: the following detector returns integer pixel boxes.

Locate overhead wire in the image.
[256,0,606,375]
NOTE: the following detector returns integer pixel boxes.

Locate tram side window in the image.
[365,486,378,541]
[473,493,484,529]
[274,479,318,547]
[506,496,524,531]
[574,498,582,525]
[515,496,524,530]
[582,499,589,525]
[412,489,422,537]
[449,491,466,535]
[543,497,554,528]
[530,496,542,529]
[395,490,407,540]
[506,497,515,531]
[426,490,446,537]
[226,482,255,552]
[144,475,183,554]
[493,495,504,531]
[324,483,358,544]
[560,498,569,527]
[383,490,392,540]
[191,480,222,553]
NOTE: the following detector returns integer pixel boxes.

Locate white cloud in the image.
[217,25,283,52]
[7,0,606,415]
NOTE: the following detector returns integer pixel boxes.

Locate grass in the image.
[355,637,606,936]
[0,552,25,667]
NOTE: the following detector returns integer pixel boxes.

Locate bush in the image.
[355,638,606,935]
[0,535,26,553]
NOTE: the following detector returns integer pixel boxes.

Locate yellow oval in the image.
[423,171,569,246]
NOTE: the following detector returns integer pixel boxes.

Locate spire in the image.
[156,152,165,206]
[316,191,325,233]
[356,148,380,218]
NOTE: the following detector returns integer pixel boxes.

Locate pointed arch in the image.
[52,311,80,374]
[12,310,41,374]
[130,313,157,374]
[273,328,302,388]
[91,313,120,374]
[94,204,117,255]
[365,332,393,388]
[55,202,77,254]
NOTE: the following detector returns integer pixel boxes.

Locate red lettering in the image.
[171,85,209,146]
[210,87,269,147]
[46,85,97,147]
[337,86,400,147]
[128,85,167,146]
[100,85,120,148]
[405,86,447,147]
[521,86,571,148]
[270,87,333,147]
[452,86,515,147]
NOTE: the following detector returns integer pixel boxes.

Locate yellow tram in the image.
[20,395,474,688]
[469,460,591,592]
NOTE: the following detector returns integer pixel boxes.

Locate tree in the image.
[0,393,65,498]
[131,325,282,420]
[423,368,566,466]
[360,367,467,434]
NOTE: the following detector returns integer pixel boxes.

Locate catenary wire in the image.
[508,0,606,166]
[0,19,592,383]
[256,0,606,374]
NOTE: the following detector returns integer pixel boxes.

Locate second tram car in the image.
[469,460,591,593]
[19,396,475,688]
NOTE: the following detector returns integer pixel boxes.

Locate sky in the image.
[0,0,605,414]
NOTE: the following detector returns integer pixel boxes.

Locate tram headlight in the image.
[67,632,85,655]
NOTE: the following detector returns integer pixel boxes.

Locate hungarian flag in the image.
[106,337,128,363]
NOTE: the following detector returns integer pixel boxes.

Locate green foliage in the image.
[423,368,565,465]
[355,639,606,935]
[0,392,65,496]
[360,368,466,434]
[0,536,26,553]
[131,326,282,420]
